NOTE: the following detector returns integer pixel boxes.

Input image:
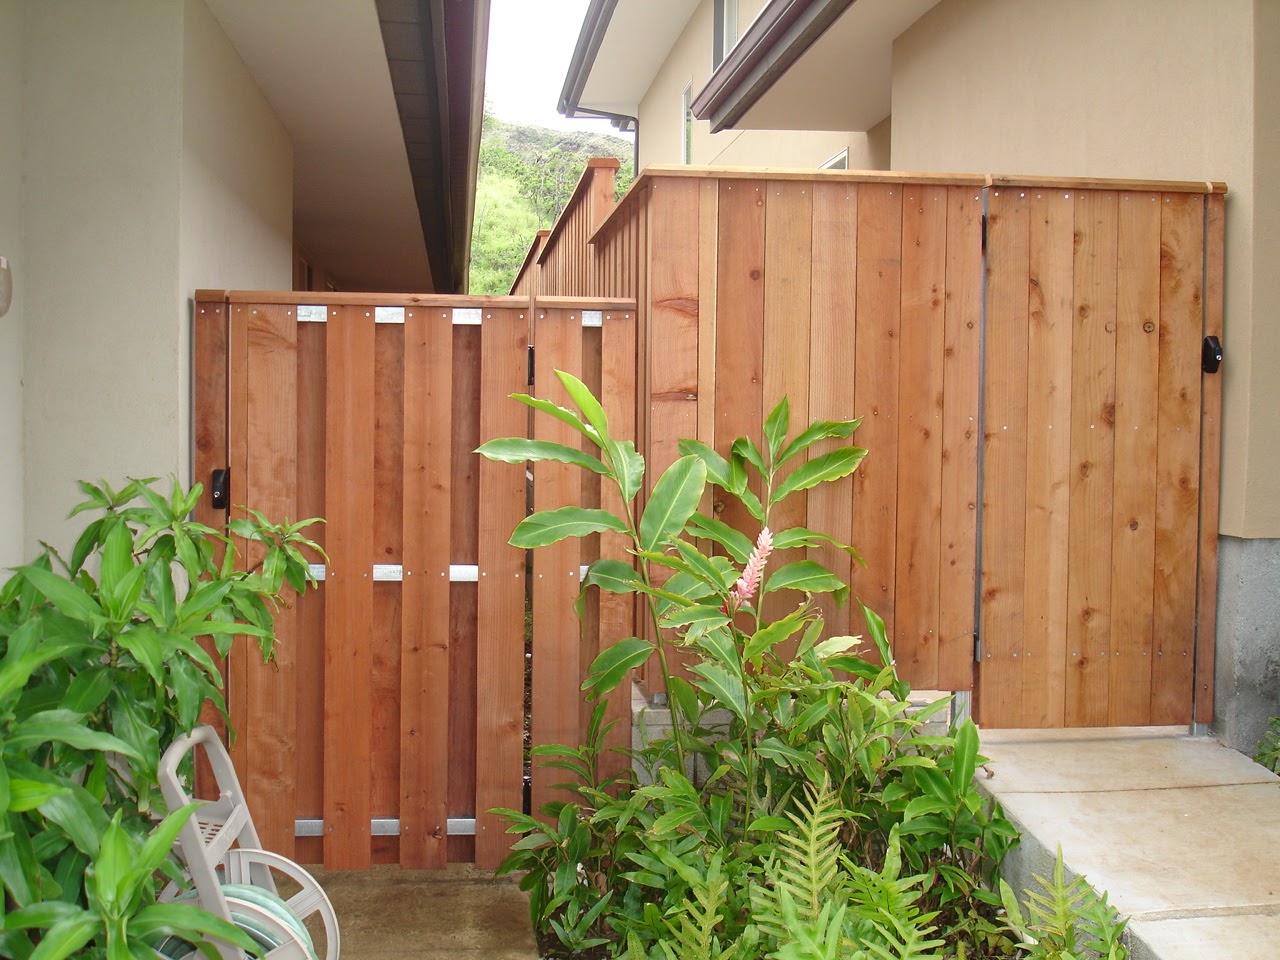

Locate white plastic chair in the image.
[157,725,341,960]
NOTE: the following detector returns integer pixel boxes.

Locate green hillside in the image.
[469,114,633,295]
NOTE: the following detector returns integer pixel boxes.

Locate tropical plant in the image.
[998,847,1127,960]
[1253,717,1280,774]
[478,375,1023,958]
[0,477,320,960]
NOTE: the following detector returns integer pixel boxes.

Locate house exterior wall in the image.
[0,0,24,570]
[890,0,1277,753]
[637,0,882,170]
[18,0,292,560]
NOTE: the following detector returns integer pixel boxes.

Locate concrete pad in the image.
[1128,912,1280,960]
[979,730,1279,793]
[996,783,1280,917]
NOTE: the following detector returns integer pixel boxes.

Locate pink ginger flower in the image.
[728,526,773,610]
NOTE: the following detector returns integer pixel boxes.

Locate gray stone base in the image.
[1213,536,1280,757]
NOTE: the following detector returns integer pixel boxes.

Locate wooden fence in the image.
[194,291,636,871]
[511,164,1226,730]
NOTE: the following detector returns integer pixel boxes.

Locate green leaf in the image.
[610,440,645,503]
[7,715,143,759]
[3,901,87,931]
[776,417,862,468]
[694,626,740,670]
[98,522,134,600]
[510,507,627,548]
[770,526,863,562]
[25,914,98,960]
[951,719,979,793]
[510,393,600,445]
[763,561,849,604]
[581,559,643,594]
[742,609,807,662]
[582,638,654,695]
[14,566,104,625]
[660,604,730,633]
[763,396,790,463]
[731,437,767,478]
[773,446,867,502]
[127,902,263,954]
[556,370,611,439]
[7,780,72,813]
[137,805,198,876]
[475,438,609,475]
[114,626,166,686]
[689,663,746,722]
[682,514,753,563]
[638,456,706,553]
[675,439,732,488]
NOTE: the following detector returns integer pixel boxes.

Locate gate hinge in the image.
[980,214,988,254]
[210,468,230,510]
[527,343,535,386]
[972,630,981,663]
[1202,335,1223,374]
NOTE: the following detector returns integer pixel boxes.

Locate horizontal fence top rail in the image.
[195,291,535,309]
[591,165,1230,245]
[536,158,621,267]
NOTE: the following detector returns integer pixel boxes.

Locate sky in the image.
[485,0,629,136]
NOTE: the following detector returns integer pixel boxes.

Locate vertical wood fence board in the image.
[715,179,767,537]
[762,181,814,625]
[1064,192,1116,727]
[243,304,300,858]
[937,187,982,691]
[294,321,327,858]
[322,305,376,869]
[894,186,947,687]
[648,179,701,478]
[1151,194,1204,725]
[372,322,405,839]
[850,184,902,645]
[1108,193,1162,725]
[1195,194,1225,723]
[475,309,529,869]
[697,181,720,450]
[978,190,1030,727]
[192,296,230,797]
[449,321,483,863]
[227,305,251,777]
[598,309,639,783]
[400,307,453,868]
[530,309,585,815]
[806,182,858,638]
[1065,191,1119,727]
[1020,190,1075,725]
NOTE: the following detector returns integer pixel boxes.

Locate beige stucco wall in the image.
[639,0,882,171]
[179,0,293,477]
[0,0,24,570]
[891,0,1271,537]
[19,0,293,559]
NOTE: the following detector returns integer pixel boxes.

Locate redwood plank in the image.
[1065,191,1119,728]
[850,184,902,646]
[937,186,983,692]
[894,186,947,687]
[294,322,327,840]
[371,322,404,828]
[449,322,481,863]
[323,305,376,869]
[1151,194,1204,725]
[1108,193,1161,725]
[1019,189,1074,725]
[806,182,858,638]
[977,189,1030,727]
[400,306,453,868]
[474,309,529,870]
[762,181,813,627]
[697,181,720,450]
[1195,194,1225,724]
[530,309,585,815]
[227,303,250,776]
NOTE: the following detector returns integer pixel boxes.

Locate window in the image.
[820,148,849,171]
[713,0,739,68]
[681,80,694,164]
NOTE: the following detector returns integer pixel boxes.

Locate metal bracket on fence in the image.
[581,310,603,328]
[306,563,491,583]
[374,307,405,324]
[296,305,327,323]
[294,818,476,838]
[452,307,482,325]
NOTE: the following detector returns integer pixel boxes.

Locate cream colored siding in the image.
[0,0,24,569]
[638,0,877,171]
[891,0,1270,537]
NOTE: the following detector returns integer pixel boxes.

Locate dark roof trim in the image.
[691,0,853,134]
[559,0,619,118]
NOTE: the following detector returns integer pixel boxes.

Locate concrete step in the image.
[977,727,1280,959]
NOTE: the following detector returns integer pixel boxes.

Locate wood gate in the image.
[193,291,636,870]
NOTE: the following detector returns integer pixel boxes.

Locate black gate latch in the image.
[1203,336,1224,374]
[210,468,230,510]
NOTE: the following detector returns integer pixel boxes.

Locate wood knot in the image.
[749,269,761,281]
[1143,320,1156,333]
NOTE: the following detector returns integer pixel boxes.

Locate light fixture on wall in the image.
[0,257,11,318]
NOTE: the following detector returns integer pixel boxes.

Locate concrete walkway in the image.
[308,864,538,960]
[977,727,1280,959]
